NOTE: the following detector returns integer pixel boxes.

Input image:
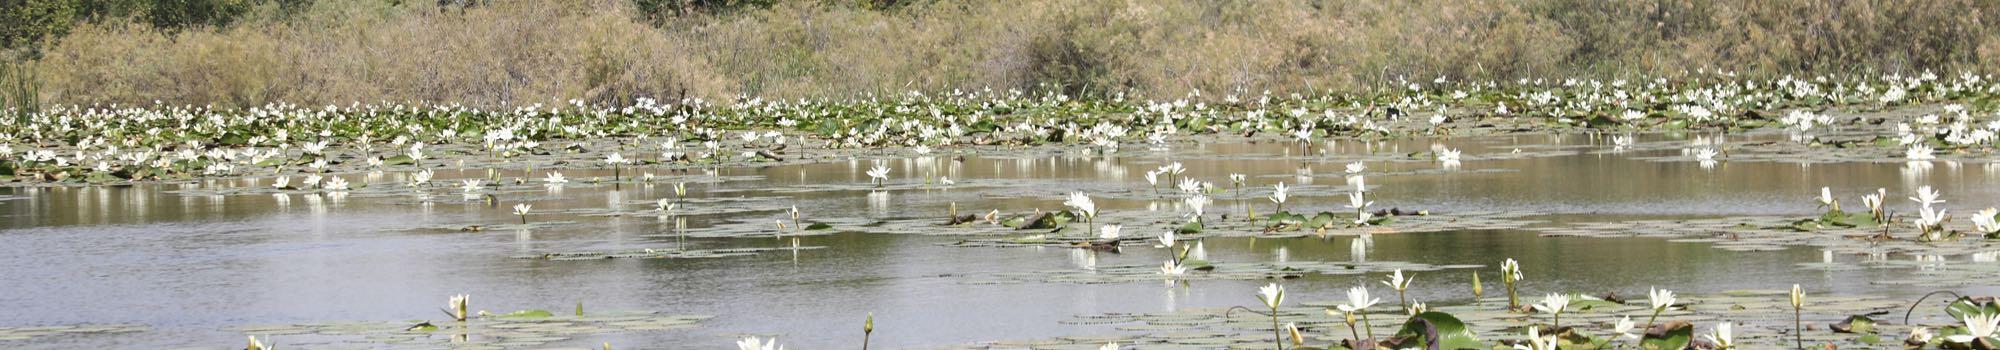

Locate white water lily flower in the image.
[1911,186,1946,207]
[1514,326,1556,350]
[1973,208,2000,234]
[1614,316,1638,339]
[512,203,532,216]
[1501,258,1524,281]
[1098,342,1118,350]
[1159,260,1186,276]
[411,169,434,187]
[1947,312,1999,344]
[1268,182,1289,205]
[1536,293,1571,314]
[1098,224,1121,240]
[1907,144,1936,160]
[1407,302,1428,315]
[1258,283,1286,309]
[604,152,627,165]
[544,172,568,184]
[1176,177,1202,193]
[1064,192,1097,218]
[1228,174,1245,185]
[1381,269,1412,291]
[1143,170,1159,186]
[272,176,291,189]
[1184,195,1210,220]
[1347,191,1372,211]
[447,294,469,321]
[1862,188,1885,214]
[1437,148,1462,162]
[1335,286,1379,312]
[1910,326,1934,344]
[322,176,350,191]
[1702,322,1734,348]
[1157,231,1176,248]
[1816,187,1835,208]
[866,165,890,182]
[1354,212,1375,226]
[1345,161,1366,174]
[1649,287,1676,311]
[736,336,783,350]
[460,179,483,193]
[247,335,272,350]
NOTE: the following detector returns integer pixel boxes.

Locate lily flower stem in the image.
[1800,308,1816,348]
[1396,290,1407,311]
[1553,312,1560,332]
[1360,313,1376,340]
[1643,308,1662,332]
[1269,307,1285,350]
[1505,281,1518,309]
[1347,320,1363,347]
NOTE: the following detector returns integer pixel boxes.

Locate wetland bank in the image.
[6,73,2000,349]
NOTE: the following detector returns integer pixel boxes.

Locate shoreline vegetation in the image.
[1,0,1998,109]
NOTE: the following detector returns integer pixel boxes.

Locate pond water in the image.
[2,133,1997,349]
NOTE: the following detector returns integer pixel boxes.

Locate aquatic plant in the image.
[1947,312,1999,346]
[1536,293,1570,330]
[1097,224,1120,241]
[513,204,532,224]
[1269,182,1290,214]
[1381,269,1412,311]
[736,336,783,350]
[604,152,628,182]
[1862,188,1887,222]
[1614,316,1638,340]
[1336,286,1380,340]
[1790,284,1805,349]
[246,335,273,350]
[862,313,874,350]
[1064,192,1098,237]
[1258,283,1287,349]
[1703,322,1736,349]
[1645,287,1677,330]
[1815,187,1840,212]
[1501,258,1524,309]
[1518,326,1556,350]
[445,294,469,322]
[866,165,890,187]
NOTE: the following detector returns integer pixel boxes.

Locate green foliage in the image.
[0,61,36,117]
[1639,320,1693,350]
[1393,312,1485,350]
[142,0,252,31]
[0,0,77,50]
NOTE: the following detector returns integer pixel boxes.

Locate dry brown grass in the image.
[25,0,2000,108]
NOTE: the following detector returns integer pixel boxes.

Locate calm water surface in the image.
[2,133,1997,349]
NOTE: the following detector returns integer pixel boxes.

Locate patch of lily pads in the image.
[0,324,147,342]
[206,310,710,349]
